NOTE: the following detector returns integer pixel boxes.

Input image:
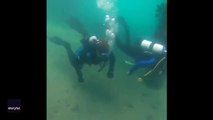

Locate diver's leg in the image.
[62,43,85,82]
[49,36,70,47]
[117,16,130,45]
[116,16,136,57]
[49,36,77,64]
[115,37,127,51]
[73,63,84,82]
[49,37,84,82]
[49,37,75,63]
[67,16,89,38]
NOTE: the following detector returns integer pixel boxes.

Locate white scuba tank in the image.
[140,39,166,54]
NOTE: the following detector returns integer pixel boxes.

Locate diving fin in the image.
[67,16,89,37]
[49,36,70,47]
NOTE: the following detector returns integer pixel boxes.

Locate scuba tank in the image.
[140,39,166,54]
[138,39,167,82]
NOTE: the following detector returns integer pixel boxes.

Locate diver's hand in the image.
[107,71,114,78]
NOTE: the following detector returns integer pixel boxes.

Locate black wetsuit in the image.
[50,36,115,82]
[74,38,115,81]
[116,16,166,76]
[50,16,116,82]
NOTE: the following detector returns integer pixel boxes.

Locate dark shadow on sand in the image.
[144,75,166,90]
[76,80,115,104]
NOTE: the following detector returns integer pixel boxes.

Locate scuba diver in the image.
[113,3,167,82]
[136,40,166,82]
[49,16,115,83]
[116,15,166,82]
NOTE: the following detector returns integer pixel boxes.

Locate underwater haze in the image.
[47,0,167,120]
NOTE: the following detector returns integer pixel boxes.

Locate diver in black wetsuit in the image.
[49,17,115,83]
[50,36,115,83]
[116,16,166,81]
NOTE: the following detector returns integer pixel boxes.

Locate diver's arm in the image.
[107,52,115,78]
[136,65,155,82]
[137,67,157,82]
[128,57,156,75]
[127,62,141,75]
[138,57,166,81]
